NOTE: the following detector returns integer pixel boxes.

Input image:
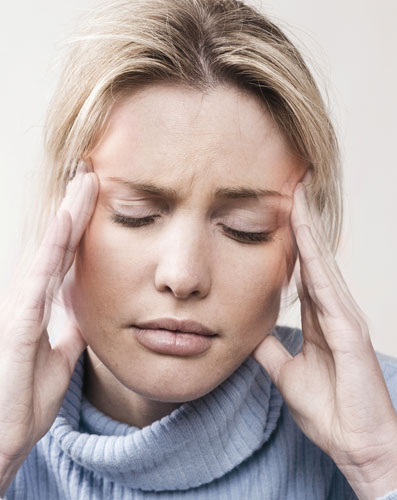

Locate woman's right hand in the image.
[0,160,98,484]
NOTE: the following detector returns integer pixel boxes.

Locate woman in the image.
[0,0,396,498]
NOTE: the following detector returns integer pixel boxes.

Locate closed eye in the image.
[112,213,160,228]
[111,213,275,244]
[217,223,274,243]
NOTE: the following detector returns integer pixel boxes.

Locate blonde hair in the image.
[27,0,343,272]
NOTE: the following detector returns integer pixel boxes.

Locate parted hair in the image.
[27,0,343,274]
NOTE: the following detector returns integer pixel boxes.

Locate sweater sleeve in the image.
[377,491,397,500]
[374,353,397,500]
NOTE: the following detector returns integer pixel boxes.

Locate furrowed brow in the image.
[214,186,288,200]
[104,177,178,198]
[104,177,288,200]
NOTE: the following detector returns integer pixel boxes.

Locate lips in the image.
[134,317,217,336]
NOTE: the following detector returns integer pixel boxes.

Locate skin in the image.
[65,83,306,428]
[1,83,396,498]
[254,174,397,498]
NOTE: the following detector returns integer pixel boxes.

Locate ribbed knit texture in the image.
[4,325,397,499]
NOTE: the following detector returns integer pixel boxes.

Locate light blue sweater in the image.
[4,325,397,499]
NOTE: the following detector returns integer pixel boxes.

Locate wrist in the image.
[336,446,397,500]
[0,454,26,497]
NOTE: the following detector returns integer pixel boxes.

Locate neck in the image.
[82,347,182,428]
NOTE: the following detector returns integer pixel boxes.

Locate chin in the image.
[130,378,215,404]
[121,359,227,403]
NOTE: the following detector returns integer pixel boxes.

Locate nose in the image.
[154,218,211,299]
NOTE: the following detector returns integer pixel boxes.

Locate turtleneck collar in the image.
[49,325,302,492]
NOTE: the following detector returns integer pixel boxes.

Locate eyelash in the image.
[111,213,275,244]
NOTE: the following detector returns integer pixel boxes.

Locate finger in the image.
[6,160,97,350]
[10,165,86,294]
[292,183,363,314]
[299,170,330,250]
[290,177,371,354]
[58,168,99,277]
[13,163,88,329]
[293,200,366,342]
[22,167,84,288]
[14,208,73,338]
[291,184,341,304]
[293,258,332,352]
[27,164,86,275]
[43,165,99,317]
[43,164,94,303]
[293,179,357,309]
[292,183,334,267]
[252,334,293,387]
[294,218,349,316]
[38,162,98,328]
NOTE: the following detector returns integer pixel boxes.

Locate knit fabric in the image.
[4,325,397,499]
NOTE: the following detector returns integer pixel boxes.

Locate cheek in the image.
[217,229,293,338]
[220,229,293,301]
[77,209,141,278]
[72,211,145,327]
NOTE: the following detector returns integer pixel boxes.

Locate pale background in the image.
[0,0,396,355]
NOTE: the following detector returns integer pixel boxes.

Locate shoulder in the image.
[272,324,304,356]
[375,350,397,407]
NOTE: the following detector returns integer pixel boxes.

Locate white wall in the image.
[254,0,397,356]
[1,0,396,355]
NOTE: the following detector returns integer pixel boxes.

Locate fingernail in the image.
[302,169,313,186]
[65,161,86,195]
[295,182,305,195]
[75,159,91,177]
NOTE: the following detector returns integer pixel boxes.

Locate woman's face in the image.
[71,83,306,402]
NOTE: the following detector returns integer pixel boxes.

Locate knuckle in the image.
[296,223,310,238]
[18,302,45,326]
[304,254,320,266]
[40,239,68,254]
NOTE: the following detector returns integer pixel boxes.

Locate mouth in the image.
[133,317,218,336]
[130,319,218,356]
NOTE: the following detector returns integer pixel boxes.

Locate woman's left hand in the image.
[252,170,397,500]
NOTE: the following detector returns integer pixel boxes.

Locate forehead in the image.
[90,83,305,193]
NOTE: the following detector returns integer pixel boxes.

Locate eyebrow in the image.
[104,176,289,200]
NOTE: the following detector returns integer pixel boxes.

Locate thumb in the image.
[52,320,87,377]
[252,334,293,388]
